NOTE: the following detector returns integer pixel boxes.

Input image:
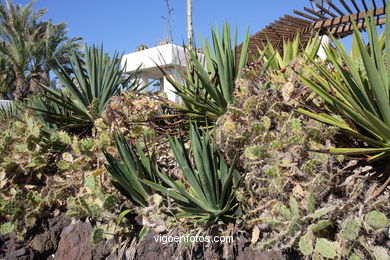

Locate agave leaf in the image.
[158,23,250,123]
[30,44,138,132]
[104,133,158,207]
[299,4,390,158]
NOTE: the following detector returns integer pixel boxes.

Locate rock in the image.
[0,214,71,260]
[4,247,35,260]
[236,248,286,260]
[47,213,71,234]
[133,230,287,260]
[0,233,34,260]
[55,221,94,260]
[234,234,286,260]
[136,231,177,259]
[29,231,57,254]
[95,237,116,259]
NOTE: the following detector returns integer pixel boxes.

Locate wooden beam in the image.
[294,10,320,21]
[284,14,312,24]
[351,0,361,12]
[263,27,285,35]
[250,39,277,45]
[266,26,294,36]
[313,7,385,29]
[280,17,309,27]
[268,28,296,35]
[270,23,298,31]
[372,0,377,10]
[253,38,283,44]
[253,34,281,40]
[251,40,279,45]
[316,3,337,17]
[264,27,312,40]
[246,0,388,56]
[261,30,288,38]
[274,20,293,26]
[304,7,329,20]
[326,0,345,16]
[251,39,279,44]
[272,24,314,40]
[340,0,354,14]
[361,0,369,11]
[330,16,386,34]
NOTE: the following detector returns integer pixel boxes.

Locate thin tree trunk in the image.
[187,0,193,48]
[13,70,27,100]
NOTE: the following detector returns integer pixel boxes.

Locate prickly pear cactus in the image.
[216,68,390,258]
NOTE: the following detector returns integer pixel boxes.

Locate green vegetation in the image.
[162,23,250,122]
[0,0,81,100]
[30,44,138,133]
[0,0,389,259]
[298,4,390,160]
[144,125,240,223]
[258,33,320,71]
[104,133,157,208]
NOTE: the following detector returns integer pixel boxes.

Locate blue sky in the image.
[13,0,328,54]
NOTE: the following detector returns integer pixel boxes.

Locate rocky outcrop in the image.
[1,216,291,260]
[55,221,94,260]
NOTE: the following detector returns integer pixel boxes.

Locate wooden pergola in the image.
[245,0,387,55]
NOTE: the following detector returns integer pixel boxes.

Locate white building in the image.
[121,44,189,103]
[0,100,12,109]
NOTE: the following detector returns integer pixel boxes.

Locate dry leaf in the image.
[293,185,305,198]
[251,225,260,245]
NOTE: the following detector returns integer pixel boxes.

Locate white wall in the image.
[0,100,12,109]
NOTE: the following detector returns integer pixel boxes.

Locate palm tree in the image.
[30,20,82,93]
[0,0,46,100]
[0,54,14,99]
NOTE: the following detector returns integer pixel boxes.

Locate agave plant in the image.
[259,33,320,71]
[31,44,138,133]
[144,125,240,222]
[105,124,240,222]
[298,4,390,160]
[104,133,157,208]
[161,23,250,122]
[0,100,18,119]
